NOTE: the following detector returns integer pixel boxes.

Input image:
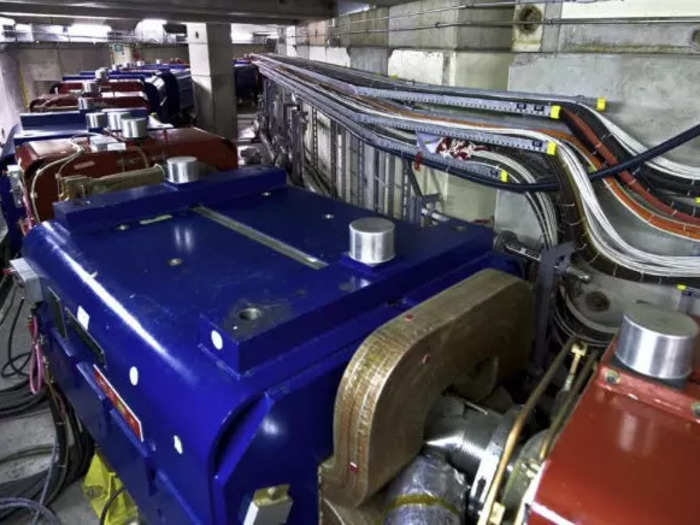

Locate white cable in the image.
[473,150,559,247]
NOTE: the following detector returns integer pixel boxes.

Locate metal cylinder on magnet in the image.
[94,68,109,81]
[85,112,108,130]
[121,117,148,140]
[106,110,131,131]
[349,217,396,265]
[615,303,698,381]
[166,156,200,184]
[78,97,95,111]
[82,81,99,96]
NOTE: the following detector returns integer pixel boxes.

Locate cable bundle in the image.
[0,277,93,523]
[253,53,700,283]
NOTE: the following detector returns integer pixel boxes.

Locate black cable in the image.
[5,297,28,377]
[99,486,126,525]
[588,122,700,181]
[0,387,72,521]
[0,497,61,524]
[0,283,17,328]
[1,352,30,378]
[0,445,53,466]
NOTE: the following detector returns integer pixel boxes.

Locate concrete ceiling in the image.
[0,0,338,25]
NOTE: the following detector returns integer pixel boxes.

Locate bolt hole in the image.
[585,291,610,312]
[324,213,335,219]
[168,258,182,267]
[239,307,263,321]
[517,5,543,34]
[692,29,700,48]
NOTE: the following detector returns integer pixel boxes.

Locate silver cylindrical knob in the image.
[615,303,697,381]
[107,110,131,131]
[349,217,395,265]
[136,60,145,67]
[121,117,148,140]
[85,112,107,130]
[166,156,200,184]
[94,68,109,81]
[77,97,95,111]
[82,80,99,96]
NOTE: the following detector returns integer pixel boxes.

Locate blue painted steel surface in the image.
[23,166,517,524]
[14,109,151,146]
[62,69,194,121]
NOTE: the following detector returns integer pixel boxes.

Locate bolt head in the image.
[604,369,620,385]
[692,401,700,418]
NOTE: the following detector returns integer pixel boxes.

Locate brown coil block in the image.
[319,269,534,510]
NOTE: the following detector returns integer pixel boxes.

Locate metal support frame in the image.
[329,121,338,198]
[311,107,319,172]
[259,78,448,224]
[532,242,575,371]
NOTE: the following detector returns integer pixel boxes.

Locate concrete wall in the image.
[136,44,188,63]
[0,48,24,143]
[0,43,112,142]
[0,39,272,142]
[281,0,700,227]
[509,53,700,164]
[14,44,112,101]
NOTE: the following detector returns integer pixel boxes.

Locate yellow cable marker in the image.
[596,97,607,112]
[549,105,561,119]
[695,197,700,204]
[677,284,687,291]
[546,142,557,156]
[500,170,508,183]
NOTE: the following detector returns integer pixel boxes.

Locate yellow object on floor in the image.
[82,453,139,524]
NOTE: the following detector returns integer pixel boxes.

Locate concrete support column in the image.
[187,23,236,139]
[110,43,135,67]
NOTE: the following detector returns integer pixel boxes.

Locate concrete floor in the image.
[0,110,262,524]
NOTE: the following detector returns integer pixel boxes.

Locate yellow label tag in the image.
[596,97,607,112]
[677,284,687,291]
[499,170,508,183]
[549,105,561,119]
[546,142,558,156]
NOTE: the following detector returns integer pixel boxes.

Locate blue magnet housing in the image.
[23,167,516,524]
[14,108,152,146]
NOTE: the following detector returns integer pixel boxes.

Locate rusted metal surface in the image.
[16,127,238,220]
[29,92,150,112]
[55,80,144,94]
[529,335,700,525]
[320,269,533,508]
